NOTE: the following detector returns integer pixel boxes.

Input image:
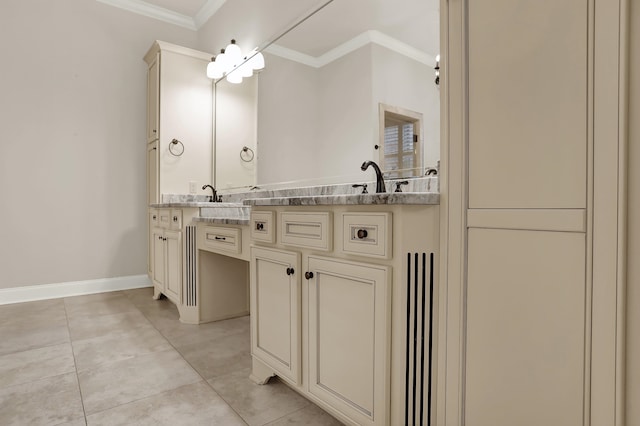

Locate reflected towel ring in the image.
[240,146,254,162]
[169,139,184,156]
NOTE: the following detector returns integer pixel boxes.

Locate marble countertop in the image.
[150,202,243,208]
[193,217,250,225]
[243,192,440,206]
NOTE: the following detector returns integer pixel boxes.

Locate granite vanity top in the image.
[150,202,220,208]
[153,178,439,217]
[243,192,440,206]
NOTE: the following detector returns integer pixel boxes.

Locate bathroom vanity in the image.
[147,183,439,425]
[245,192,439,426]
[148,202,250,324]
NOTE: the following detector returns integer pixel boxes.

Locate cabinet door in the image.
[147,56,159,143]
[307,256,390,426]
[164,229,182,305]
[250,247,301,384]
[147,141,158,205]
[152,227,165,289]
[465,229,586,426]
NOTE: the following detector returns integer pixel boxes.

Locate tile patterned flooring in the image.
[0,288,343,425]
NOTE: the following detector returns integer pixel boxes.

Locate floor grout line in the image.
[63,296,89,426]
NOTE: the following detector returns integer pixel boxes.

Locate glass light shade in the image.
[225,41,242,64]
[207,61,224,79]
[249,51,265,70]
[435,54,440,63]
[238,59,254,78]
[215,52,230,74]
[226,70,243,84]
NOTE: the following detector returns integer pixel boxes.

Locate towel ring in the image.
[169,138,184,156]
[240,146,254,162]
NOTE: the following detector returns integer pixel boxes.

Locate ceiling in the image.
[97,0,439,60]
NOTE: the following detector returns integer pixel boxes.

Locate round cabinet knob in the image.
[173,216,178,222]
[256,223,264,231]
[152,215,157,220]
[286,267,294,276]
[305,271,314,280]
[357,229,368,239]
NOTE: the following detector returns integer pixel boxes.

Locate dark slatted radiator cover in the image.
[185,225,197,307]
[405,252,435,426]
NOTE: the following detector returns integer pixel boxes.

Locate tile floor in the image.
[0,288,343,426]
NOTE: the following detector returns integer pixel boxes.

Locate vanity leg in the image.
[249,356,275,385]
[152,286,162,300]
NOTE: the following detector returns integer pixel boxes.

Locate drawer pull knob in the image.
[173,216,178,222]
[305,271,314,280]
[214,236,226,241]
[357,229,368,239]
[286,267,294,276]
[152,215,157,220]
[256,222,264,231]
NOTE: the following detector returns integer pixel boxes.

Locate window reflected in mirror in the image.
[380,104,422,179]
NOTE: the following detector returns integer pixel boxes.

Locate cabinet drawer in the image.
[158,209,171,229]
[341,212,392,259]
[201,226,241,254]
[170,209,182,230]
[280,212,332,251]
[251,211,275,243]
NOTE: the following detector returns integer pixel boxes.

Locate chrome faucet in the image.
[202,184,221,202]
[360,161,386,193]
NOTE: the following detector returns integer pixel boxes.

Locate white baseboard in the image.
[0,275,153,305]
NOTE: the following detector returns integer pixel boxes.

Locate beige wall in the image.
[626,0,640,423]
[0,0,198,289]
[257,53,321,186]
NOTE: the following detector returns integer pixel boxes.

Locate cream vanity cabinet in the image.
[149,207,200,317]
[249,204,439,426]
[150,208,187,305]
[148,210,251,325]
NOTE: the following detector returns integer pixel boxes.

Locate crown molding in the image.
[265,30,435,69]
[264,44,322,68]
[96,0,197,31]
[194,0,227,29]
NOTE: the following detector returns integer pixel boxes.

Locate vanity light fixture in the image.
[434,54,440,86]
[206,39,266,84]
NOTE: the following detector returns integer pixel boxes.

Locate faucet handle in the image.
[394,180,409,192]
[352,183,368,194]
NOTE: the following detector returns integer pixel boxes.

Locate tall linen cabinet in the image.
[439,1,628,425]
[144,41,213,291]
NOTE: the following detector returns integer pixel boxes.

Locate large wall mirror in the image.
[212,0,440,191]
